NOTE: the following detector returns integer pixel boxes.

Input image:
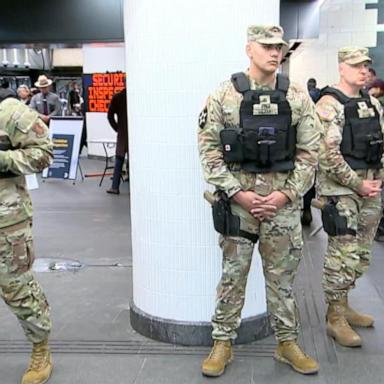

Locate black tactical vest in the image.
[220,72,296,173]
[321,87,383,170]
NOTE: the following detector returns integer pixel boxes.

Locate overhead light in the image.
[2,49,9,67]
[13,48,19,67]
[24,49,31,68]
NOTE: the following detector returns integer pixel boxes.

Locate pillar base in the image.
[130,302,272,346]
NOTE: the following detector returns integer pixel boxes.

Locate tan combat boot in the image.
[202,340,233,377]
[342,297,374,328]
[21,339,53,384]
[274,340,319,375]
[326,301,362,347]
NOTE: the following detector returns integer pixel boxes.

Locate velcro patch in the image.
[253,103,278,115]
[253,95,278,115]
[357,108,375,118]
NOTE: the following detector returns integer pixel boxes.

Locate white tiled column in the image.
[125,0,280,344]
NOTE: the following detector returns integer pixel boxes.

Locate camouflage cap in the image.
[247,25,288,46]
[338,46,372,65]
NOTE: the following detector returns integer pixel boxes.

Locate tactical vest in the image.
[220,72,296,173]
[321,87,383,170]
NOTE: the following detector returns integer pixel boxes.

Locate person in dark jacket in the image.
[0,79,16,102]
[68,81,82,115]
[307,78,321,103]
[106,88,128,194]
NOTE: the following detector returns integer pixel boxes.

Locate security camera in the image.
[2,60,8,67]
[24,62,30,69]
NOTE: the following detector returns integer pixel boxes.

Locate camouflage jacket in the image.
[198,72,321,202]
[316,92,384,196]
[0,98,53,228]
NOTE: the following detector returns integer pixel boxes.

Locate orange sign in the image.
[84,72,126,112]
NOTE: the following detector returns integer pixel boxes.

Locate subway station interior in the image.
[1,0,384,383]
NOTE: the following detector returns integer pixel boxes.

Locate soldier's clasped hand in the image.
[232,190,279,220]
[356,179,382,198]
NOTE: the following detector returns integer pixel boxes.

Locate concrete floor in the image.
[0,157,384,384]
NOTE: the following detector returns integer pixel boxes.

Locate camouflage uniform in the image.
[198,76,320,342]
[316,74,384,303]
[0,98,53,343]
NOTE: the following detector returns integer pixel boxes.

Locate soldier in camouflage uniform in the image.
[0,98,53,384]
[198,25,320,376]
[316,47,384,347]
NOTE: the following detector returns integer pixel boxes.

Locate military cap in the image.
[338,46,371,65]
[247,25,288,46]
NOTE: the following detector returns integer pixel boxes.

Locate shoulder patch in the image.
[32,121,46,137]
[316,103,336,122]
[198,106,208,129]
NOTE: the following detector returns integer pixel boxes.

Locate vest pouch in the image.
[242,129,259,161]
[220,129,243,163]
[285,124,297,160]
[257,127,277,166]
[366,134,383,164]
[257,140,275,166]
[340,123,354,156]
[243,126,277,163]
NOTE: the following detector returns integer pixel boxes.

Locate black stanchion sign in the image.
[42,117,83,180]
[48,134,74,179]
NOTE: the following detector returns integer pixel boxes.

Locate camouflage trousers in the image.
[212,200,302,343]
[322,194,382,303]
[0,220,51,343]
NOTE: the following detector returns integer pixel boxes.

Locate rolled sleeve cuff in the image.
[280,188,297,203]
[349,176,363,192]
[379,168,384,181]
[225,184,243,198]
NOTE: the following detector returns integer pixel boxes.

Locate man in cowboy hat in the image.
[30,75,61,124]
